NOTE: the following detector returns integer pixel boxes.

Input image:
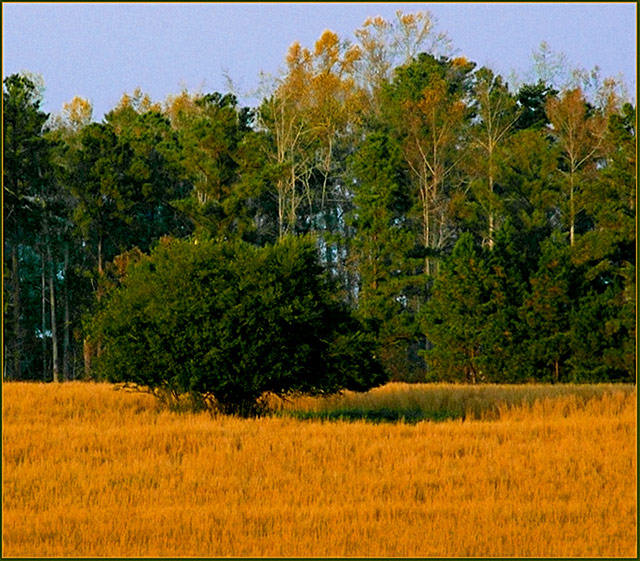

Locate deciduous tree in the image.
[89,236,386,415]
[383,54,474,275]
[467,68,520,249]
[546,88,607,246]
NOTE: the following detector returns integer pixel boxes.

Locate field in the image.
[2,381,636,557]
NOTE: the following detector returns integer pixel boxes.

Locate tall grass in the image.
[2,382,636,557]
[271,381,636,422]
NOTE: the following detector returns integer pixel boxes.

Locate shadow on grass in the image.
[275,408,463,424]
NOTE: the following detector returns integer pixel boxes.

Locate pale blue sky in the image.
[3,2,637,121]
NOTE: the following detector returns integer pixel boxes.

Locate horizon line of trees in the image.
[3,11,636,384]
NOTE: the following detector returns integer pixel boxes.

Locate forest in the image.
[3,11,636,386]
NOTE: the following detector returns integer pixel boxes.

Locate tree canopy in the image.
[3,10,636,392]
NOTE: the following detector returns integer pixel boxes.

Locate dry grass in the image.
[2,381,636,557]
[270,381,636,422]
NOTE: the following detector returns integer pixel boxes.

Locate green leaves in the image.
[3,74,51,242]
[422,233,492,383]
[89,235,385,415]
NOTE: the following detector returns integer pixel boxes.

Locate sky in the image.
[3,2,637,121]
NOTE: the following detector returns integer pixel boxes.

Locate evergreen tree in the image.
[166,91,253,239]
[497,126,560,271]
[481,222,531,382]
[67,123,136,279]
[348,132,422,379]
[421,233,492,383]
[514,81,557,131]
[519,235,574,382]
[570,286,634,382]
[569,103,636,382]
[105,105,193,249]
[3,74,52,379]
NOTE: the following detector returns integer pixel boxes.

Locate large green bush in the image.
[89,235,386,415]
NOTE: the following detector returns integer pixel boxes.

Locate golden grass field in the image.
[2,381,637,557]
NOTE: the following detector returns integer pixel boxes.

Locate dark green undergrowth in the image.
[274,408,461,424]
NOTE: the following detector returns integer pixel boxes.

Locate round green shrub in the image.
[89,235,386,415]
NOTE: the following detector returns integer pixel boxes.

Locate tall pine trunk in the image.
[46,233,60,383]
[63,244,71,381]
[488,146,495,250]
[11,244,21,380]
[41,252,47,380]
[84,232,103,378]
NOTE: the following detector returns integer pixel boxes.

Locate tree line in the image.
[3,11,636,385]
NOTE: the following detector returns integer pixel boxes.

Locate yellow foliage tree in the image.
[468,68,521,249]
[260,29,364,236]
[62,96,93,131]
[354,10,452,116]
[546,88,607,246]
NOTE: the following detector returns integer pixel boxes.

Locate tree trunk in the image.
[468,349,478,384]
[11,244,21,380]
[97,233,104,277]
[41,253,47,381]
[277,180,286,239]
[63,244,71,381]
[569,173,575,247]
[424,190,431,276]
[46,238,60,383]
[83,338,93,379]
[419,174,432,277]
[289,166,297,233]
[84,232,104,377]
[371,233,379,290]
[488,150,495,250]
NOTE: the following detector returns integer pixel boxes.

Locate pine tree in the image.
[349,132,422,379]
[3,74,52,379]
[481,221,531,382]
[519,235,574,382]
[422,233,492,383]
[570,103,636,381]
